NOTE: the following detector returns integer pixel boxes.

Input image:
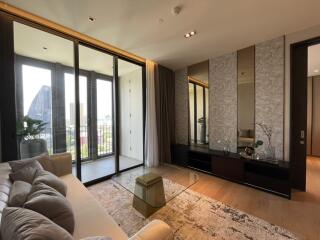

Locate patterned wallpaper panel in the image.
[255,36,284,160]
[174,68,189,145]
[209,53,238,152]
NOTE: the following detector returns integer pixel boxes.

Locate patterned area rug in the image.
[88,180,298,240]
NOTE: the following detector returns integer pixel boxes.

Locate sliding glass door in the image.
[78,44,115,183]
[118,59,144,170]
[12,20,145,184]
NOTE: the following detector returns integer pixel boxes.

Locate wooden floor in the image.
[186,156,320,240]
[72,155,142,183]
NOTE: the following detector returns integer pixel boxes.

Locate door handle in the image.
[300,130,305,139]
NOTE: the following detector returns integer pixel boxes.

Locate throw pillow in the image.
[33,169,67,196]
[9,161,43,183]
[25,182,75,234]
[8,153,52,172]
[1,207,73,240]
[8,181,32,207]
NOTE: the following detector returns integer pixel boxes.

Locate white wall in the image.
[119,69,143,162]
[284,24,320,161]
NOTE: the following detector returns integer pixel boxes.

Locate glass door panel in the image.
[21,65,53,154]
[97,79,113,157]
[79,45,115,183]
[14,22,75,172]
[79,76,88,159]
[118,59,144,170]
[64,73,88,161]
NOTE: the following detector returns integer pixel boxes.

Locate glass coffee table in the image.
[112,164,199,217]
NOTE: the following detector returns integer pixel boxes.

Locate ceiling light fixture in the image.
[185,31,196,38]
[43,46,48,50]
[88,16,95,22]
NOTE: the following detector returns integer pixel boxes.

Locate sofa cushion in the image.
[0,163,12,224]
[49,153,72,177]
[9,161,43,183]
[8,181,32,207]
[24,182,75,234]
[60,174,128,240]
[8,153,54,173]
[80,237,112,240]
[1,207,73,240]
[33,169,67,196]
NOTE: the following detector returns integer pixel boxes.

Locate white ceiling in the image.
[14,22,140,76]
[5,0,320,70]
[308,44,320,77]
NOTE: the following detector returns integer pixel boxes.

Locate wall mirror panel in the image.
[188,60,209,147]
[237,46,255,152]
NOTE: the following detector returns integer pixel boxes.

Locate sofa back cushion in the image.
[1,207,73,240]
[8,153,54,173]
[25,182,75,234]
[8,181,32,207]
[33,169,67,196]
[9,161,43,183]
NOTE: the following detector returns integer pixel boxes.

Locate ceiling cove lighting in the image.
[185,31,196,38]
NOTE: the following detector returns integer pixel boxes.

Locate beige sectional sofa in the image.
[0,153,173,240]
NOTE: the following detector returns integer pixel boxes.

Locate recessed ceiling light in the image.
[314,69,319,73]
[88,16,95,22]
[43,46,48,50]
[184,30,196,38]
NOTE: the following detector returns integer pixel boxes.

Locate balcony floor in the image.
[72,155,142,183]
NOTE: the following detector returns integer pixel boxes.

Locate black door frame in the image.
[0,10,146,186]
[290,36,320,191]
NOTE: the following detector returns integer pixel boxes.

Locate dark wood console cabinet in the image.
[171,144,291,199]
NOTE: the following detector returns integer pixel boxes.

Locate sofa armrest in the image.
[50,152,72,177]
[129,220,173,240]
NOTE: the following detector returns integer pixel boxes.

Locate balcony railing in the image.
[40,124,113,161]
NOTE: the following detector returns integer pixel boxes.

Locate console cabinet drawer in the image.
[211,156,244,182]
[188,151,212,173]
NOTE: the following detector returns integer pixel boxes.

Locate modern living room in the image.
[0,1,320,240]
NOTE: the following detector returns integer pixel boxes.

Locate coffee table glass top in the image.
[112,164,199,208]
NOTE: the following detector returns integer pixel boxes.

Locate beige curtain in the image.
[145,60,159,167]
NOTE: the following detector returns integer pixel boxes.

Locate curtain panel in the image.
[145,60,159,167]
[155,65,175,164]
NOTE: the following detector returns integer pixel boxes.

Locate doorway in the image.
[291,37,320,191]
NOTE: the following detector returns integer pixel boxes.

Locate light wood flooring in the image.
[186,156,320,240]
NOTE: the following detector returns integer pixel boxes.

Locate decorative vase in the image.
[20,139,47,159]
[245,146,254,156]
[265,144,275,160]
